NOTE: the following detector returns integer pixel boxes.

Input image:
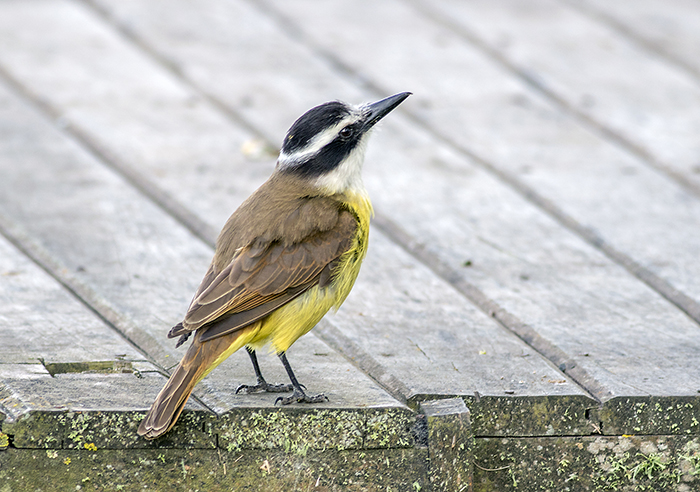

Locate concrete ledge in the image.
[0,447,429,491]
[413,394,596,437]
[420,398,474,492]
[0,402,478,491]
[474,435,700,492]
[600,397,700,436]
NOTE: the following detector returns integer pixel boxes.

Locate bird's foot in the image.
[236,380,293,394]
[275,388,328,405]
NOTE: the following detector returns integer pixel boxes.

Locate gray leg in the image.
[235,347,293,394]
[274,351,328,405]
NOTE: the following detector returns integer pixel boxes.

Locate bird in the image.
[138,92,411,439]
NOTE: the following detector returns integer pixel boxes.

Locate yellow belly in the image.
[263,191,372,353]
[201,192,372,377]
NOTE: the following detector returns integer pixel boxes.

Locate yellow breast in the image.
[200,191,372,378]
[259,190,373,353]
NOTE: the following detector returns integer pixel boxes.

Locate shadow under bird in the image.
[138,92,411,439]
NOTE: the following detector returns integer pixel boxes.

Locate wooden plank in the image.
[569,0,700,80]
[0,235,415,456]
[409,0,700,192]
[0,0,600,436]
[78,0,700,432]
[0,240,423,482]
[0,233,212,447]
[0,234,143,365]
[86,0,368,144]
[0,0,399,415]
[0,0,269,233]
[0,366,215,449]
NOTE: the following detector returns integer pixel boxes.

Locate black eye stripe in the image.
[279,102,365,179]
[282,101,351,154]
[284,135,357,179]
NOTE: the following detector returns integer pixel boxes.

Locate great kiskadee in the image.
[137,92,411,439]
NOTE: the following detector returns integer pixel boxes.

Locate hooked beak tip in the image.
[364,92,411,128]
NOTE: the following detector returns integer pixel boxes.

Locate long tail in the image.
[138,329,247,439]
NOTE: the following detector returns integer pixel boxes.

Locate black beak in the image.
[364,92,411,130]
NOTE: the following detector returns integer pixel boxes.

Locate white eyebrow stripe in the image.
[278,113,361,166]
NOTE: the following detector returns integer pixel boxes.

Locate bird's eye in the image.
[339,126,353,139]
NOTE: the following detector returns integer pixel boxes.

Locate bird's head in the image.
[276,92,411,195]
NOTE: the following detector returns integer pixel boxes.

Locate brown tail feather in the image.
[138,329,245,439]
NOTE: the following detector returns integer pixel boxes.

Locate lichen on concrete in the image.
[474,435,700,491]
[421,398,474,492]
[1,409,215,450]
[465,395,596,437]
[602,396,700,435]
[219,408,364,453]
[0,447,430,491]
[364,408,414,449]
[217,406,415,454]
[60,410,215,449]
[1,411,65,449]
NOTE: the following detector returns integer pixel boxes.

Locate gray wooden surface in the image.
[1,0,700,445]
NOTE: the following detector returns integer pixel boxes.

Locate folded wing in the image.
[168,210,357,342]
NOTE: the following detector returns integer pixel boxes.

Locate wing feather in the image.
[168,209,357,342]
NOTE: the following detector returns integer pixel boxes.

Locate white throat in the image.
[313,134,370,196]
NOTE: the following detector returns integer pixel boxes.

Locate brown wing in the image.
[169,211,357,343]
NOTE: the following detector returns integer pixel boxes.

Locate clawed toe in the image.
[265,383,294,393]
[238,351,328,405]
[275,390,328,406]
[236,382,293,394]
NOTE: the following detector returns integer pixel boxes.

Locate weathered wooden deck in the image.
[1,0,700,490]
